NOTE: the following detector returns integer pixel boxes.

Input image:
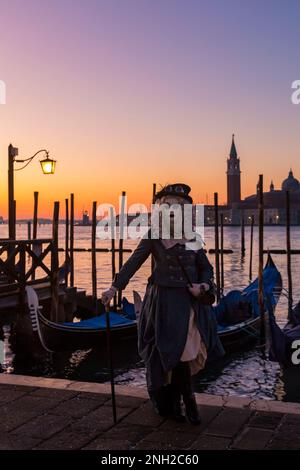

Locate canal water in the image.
[1,224,300,402]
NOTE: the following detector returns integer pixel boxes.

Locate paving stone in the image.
[139,429,196,449]
[29,388,79,401]
[2,381,300,451]
[121,401,165,427]
[76,392,110,404]
[0,389,28,405]
[34,429,96,450]
[232,427,274,450]
[158,405,221,435]
[103,422,154,443]
[5,395,61,414]
[204,408,252,438]
[11,413,73,439]
[267,436,300,450]
[189,435,231,450]
[83,438,133,450]
[248,411,283,430]
[0,407,38,432]
[0,384,37,393]
[104,395,146,409]
[50,395,102,418]
[70,406,132,435]
[0,433,41,450]
[274,422,300,439]
[134,440,183,450]
[283,414,300,425]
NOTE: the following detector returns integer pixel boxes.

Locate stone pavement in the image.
[0,374,300,450]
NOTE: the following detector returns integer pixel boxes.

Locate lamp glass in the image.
[40,158,56,174]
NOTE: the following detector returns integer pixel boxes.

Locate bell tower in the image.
[227,134,241,205]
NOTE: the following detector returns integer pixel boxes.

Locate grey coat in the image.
[112,237,225,392]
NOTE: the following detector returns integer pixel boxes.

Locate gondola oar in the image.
[105,301,117,424]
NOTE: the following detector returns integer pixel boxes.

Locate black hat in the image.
[154,183,193,203]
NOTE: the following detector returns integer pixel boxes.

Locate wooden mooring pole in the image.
[151,183,156,273]
[241,216,245,257]
[214,192,221,302]
[249,214,254,281]
[70,193,74,287]
[27,221,31,240]
[258,175,265,343]
[286,191,293,318]
[91,201,97,304]
[117,191,126,308]
[220,213,224,293]
[33,191,39,240]
[51,201,60,322]
[110,207,117,311]
[31,191,39,280]
[65,198,69,286]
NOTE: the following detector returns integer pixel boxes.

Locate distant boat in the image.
[27,255,282,354]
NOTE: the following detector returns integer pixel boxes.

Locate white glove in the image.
[101,286,117,306]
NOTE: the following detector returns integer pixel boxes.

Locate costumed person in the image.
[101,183,224,425]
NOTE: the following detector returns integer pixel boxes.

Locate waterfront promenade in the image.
[0,374,299,450]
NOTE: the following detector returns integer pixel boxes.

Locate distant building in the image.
[205,135,300,225]
[227,134,241,205]
[82,210,90,226]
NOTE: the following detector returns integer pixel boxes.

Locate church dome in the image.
[281,170,300,192]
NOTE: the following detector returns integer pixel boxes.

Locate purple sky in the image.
[0,0,299,216]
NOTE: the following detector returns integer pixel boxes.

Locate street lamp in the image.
[40,155,56,174]
[8,144,56,239]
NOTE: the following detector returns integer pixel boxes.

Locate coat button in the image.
[179,276,183,280]
[170,275,174,279]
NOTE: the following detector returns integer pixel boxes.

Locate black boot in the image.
[176,362,201,425]
[149,385,173,417]
[169,382,186,423]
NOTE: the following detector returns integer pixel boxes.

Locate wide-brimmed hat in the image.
[154,183,193,203]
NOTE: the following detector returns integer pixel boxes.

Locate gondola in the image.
[27,254,282,353]
[214,254,282,351]
[269,296,300,367]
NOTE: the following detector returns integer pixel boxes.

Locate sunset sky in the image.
[0,0,300,218]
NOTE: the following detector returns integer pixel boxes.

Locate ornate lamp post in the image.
[8,144,56,239]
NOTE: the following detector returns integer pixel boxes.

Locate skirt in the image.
[138,283,224,392]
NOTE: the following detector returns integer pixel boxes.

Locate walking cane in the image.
[176,255,193,287]
[105,301,117,424]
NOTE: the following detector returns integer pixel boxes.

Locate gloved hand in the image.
[101,286,117,306]
[188,283,210,298]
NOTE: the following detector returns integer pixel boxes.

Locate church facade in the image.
[205,135,300,225]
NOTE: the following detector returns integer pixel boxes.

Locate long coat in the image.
[112,236,225,392]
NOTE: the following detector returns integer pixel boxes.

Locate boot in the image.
[169,382,186,423]
[176,362,201,425]
[149,385,173,417]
